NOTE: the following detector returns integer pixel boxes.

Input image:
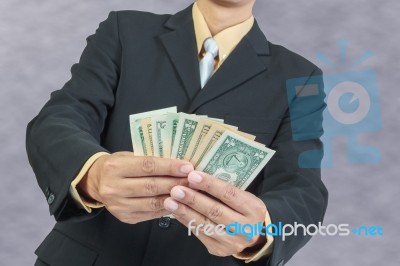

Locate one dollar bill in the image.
[129,107,177,155]
[196,131,275,190]
[170,113,203,160]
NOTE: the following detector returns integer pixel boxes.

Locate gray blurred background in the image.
[1,0,399,265]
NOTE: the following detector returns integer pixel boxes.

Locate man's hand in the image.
[77,152,194,224]
[163,171,268,257]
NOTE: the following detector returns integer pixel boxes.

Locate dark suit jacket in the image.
[26,4,328,266]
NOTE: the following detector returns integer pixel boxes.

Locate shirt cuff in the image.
[232,209,274,263]
[69,152,109,213]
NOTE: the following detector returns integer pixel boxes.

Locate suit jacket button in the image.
[158,217,171,229]
[47,193,55,205]
[45,187,50,198]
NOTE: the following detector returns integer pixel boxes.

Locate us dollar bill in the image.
[183,119,213,162]
[151,115,167,158]
[141,118,154,156]
[166,113,180,157]
[208,118,224,123]
[190,124,225,167]
[196,131,276,190]
[170,114,203,159]
[191,124,256,167]
[129,107,177,155]
[131,120,147,156]
[184,120,238,162]
[151,113,180,158]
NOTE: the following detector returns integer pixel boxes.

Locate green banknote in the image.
[166,113,179,158]
[170,114,202,159]
[152,114,171,158]
[196,131,275,190]
[184,119,213,161]
[129,107,177,156]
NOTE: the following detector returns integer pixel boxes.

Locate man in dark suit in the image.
[26,0,328,265]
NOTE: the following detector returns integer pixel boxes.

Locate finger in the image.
[109,195,170,212]
[164,197,230,242]
[164,197,220,241]
[117,177,189,197]
[164,198,236,257]
[169,186,245,225]
[187,171,265,216]
[164,197,218,231]
[108,155,194,177]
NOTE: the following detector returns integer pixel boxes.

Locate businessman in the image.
[27,0,328,265]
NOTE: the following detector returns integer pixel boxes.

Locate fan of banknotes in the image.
[129,107,276,190]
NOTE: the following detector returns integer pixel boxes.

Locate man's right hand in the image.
[77,152,194,224]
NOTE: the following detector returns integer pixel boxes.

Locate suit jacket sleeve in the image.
[26,12,121,221]
[258,68,328,266]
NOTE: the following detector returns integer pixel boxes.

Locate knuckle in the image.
[204,176,215,191]
[141,157,157,174]
[187,192,197,206]
[144,178,158,196]
[208,204,223,220]
[149,197,163,211]
[98,185,115,199]
[103,158,119,172]
[253,199,267,214]
[167,160,175,176]
[222,185,237,201]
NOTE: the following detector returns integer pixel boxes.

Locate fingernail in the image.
[165,199,178,211]
[188,172,202,183]
[180,164,194,174]
[172,188,185,199]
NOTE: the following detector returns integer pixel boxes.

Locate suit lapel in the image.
[188,21,271,113]
[159,7,271,112]
[159,5,201,100]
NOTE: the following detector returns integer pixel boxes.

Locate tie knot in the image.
[203,37,219,58]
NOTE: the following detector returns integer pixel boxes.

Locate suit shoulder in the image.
[269,42,321,75]
[113,10,171,26]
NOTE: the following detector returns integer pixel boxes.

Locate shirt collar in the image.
[192,2,254,62]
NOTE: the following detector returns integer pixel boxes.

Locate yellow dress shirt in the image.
[69,152,108,213]
[70,2,273,262]
[193,2,254,69]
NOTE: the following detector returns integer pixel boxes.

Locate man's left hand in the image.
[164,171,268,257]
